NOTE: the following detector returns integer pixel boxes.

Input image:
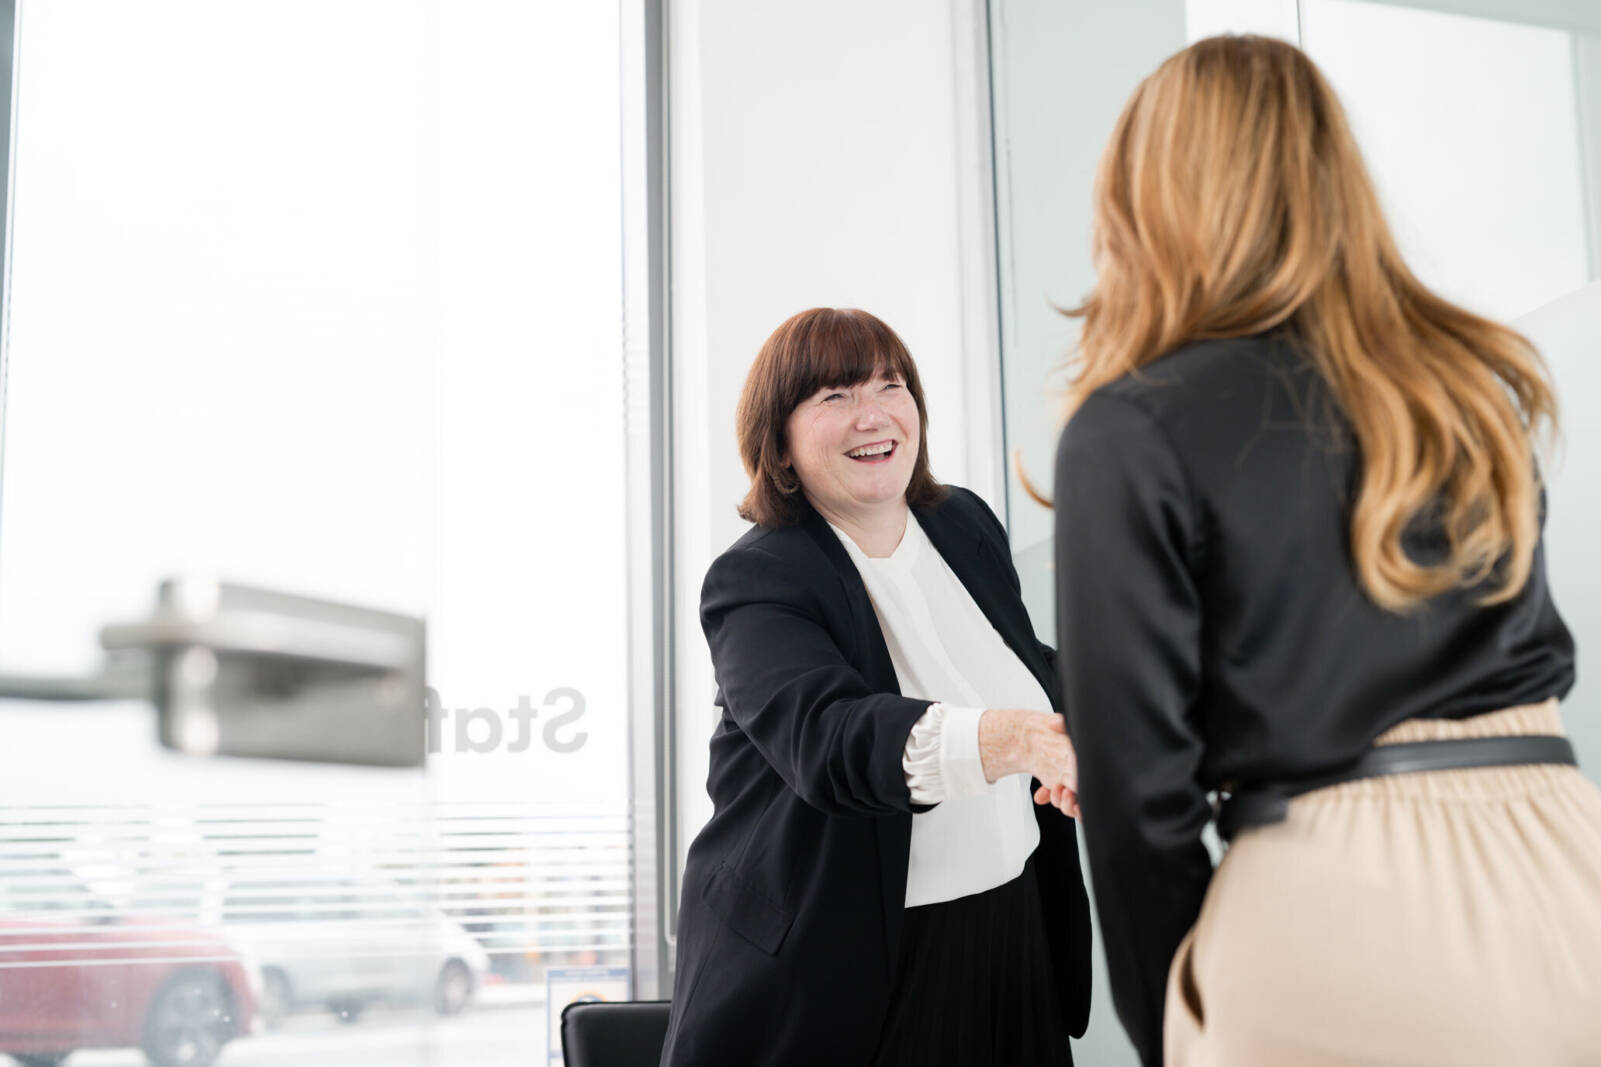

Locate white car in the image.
[165,870,491,1026]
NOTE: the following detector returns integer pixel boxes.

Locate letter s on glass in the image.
[542,687,587,753]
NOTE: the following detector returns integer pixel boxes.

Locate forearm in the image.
[754,689,934,816]
[978,706,1067,782]
[704,545,939,817]
[904,705,1070,804]
[978,706,1031,781]
[1086,828,1213,1067]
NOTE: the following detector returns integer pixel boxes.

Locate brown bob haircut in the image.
[736,307,946,528]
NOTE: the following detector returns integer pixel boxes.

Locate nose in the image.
[854,396,891,430]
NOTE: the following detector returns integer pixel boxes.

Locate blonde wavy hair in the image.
[1062,34,1558,613]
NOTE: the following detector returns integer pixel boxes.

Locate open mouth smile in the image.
[846,441,897,463]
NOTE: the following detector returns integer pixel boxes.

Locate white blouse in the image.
[828,514,1050,908]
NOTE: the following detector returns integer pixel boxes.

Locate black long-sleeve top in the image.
[1052,334,1576,1067]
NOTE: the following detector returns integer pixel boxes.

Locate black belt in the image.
[1216,735,1578,842]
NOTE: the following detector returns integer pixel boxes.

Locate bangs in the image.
[779,309,917,405]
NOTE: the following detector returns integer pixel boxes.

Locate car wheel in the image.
[433,959,474,1016]
[141,969,232,1067]
[328,997,366,1024]
[14,1054,72,1067]
[259,968,291,1029]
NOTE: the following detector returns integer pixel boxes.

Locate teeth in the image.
[848,442,894,458]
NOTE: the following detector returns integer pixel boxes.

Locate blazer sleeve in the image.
[700,542,934,818]
[1054,391,1214,1067]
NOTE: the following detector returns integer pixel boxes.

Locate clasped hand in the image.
[977,708,1081,819]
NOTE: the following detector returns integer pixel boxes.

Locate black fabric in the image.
[1052,334,1576,1067]
[660,486,1092,1067]
[871,858,1073,1067]
[561,1001,671,1067]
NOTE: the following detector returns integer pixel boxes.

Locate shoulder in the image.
[918,483,1010,550]
[705,523,803,578]
[1060,333,1316,468]
[700,522,831,614]
[1095,333,1301,423]
[929,483,1001,527]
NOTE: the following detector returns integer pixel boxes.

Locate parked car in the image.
[0,869,258,1067]
[195,869,491,1025]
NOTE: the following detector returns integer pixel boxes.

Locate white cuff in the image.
[903,703,989,804]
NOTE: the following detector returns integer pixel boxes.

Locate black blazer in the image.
[660,485,1091,1067]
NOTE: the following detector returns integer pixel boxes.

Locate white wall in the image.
[1305,0,1590,322]
[667,0,1002,872]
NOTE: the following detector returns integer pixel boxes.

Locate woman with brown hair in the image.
[660,307,1091,1066]
[1052,34,1599,1066]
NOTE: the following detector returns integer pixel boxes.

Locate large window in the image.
[0,4,651,1065]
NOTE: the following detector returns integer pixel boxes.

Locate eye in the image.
[822,391,847,402]
[880,381,903,391]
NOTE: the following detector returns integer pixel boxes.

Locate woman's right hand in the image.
[978,708,1080,818]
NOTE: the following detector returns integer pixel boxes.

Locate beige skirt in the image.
[1165,700,1601,1066]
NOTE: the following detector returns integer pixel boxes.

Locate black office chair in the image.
[559,999,672,1067]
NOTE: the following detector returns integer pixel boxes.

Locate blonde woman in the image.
[1050,35,1599,1066]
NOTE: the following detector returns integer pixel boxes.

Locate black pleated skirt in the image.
[872,855,1072,1067]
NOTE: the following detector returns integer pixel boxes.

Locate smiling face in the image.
[735,307,941,529]
[784,367,920,527]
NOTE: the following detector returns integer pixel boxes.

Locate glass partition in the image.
[989,0,1302,639]
[989,2,1600,1062]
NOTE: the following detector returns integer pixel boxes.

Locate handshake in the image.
[978,708,1080,819]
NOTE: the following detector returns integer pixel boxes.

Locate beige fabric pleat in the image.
[1165,699,1601,1066]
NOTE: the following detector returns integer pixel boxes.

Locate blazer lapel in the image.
[797,503,902,690]
[916,495,1053,697]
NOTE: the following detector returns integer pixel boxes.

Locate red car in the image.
[0,870,258,1067]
